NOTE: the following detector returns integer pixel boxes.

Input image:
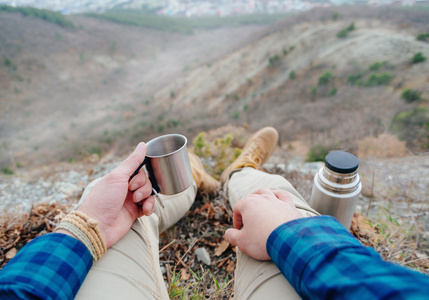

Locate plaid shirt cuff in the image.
[0,233,92,299]
[267,216,362,293]
[267,215,429,299]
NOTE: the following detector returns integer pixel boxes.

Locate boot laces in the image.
[241,143,266,167]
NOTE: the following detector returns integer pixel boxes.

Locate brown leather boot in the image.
[188,150,220,195]
[220,127,278,185]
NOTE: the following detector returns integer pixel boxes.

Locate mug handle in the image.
[130,157,161,194]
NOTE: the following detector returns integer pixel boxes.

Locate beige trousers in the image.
[75,167,318,299]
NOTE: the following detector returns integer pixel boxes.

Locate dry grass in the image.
[357,134,410,159]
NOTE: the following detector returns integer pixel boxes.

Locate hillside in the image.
[2,6,428,172]
[152,6,429,158]
[0,9,272,168]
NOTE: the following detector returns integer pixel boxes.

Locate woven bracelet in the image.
[56,222,98,262]
[56,211,107,261]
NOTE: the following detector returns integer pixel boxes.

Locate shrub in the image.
[369,61,386,71]
[87,146,101,156]
[318,71,334,86]
[289,70,296,80]
[391,106,429,146]
[306,144,330,162]
[282,48,288,55]
[401,89,422,103]
[332,12,339,21]
[166,119,180,128]
[193,132,211,158]
[3,56,17,70]
[337,28,349,38]
[364,72,393,87]
[1,167,13,175]
[311,86,318,100]
[337,23,355,38]
[416,33,429,42]
[268,54,281,67]
[329,87,337,96]
[412,52,427,64]
[347,72,365,86]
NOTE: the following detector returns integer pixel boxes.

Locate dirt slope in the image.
[153,8,429,155]
[0,12,270,168]
[1,6,429,171]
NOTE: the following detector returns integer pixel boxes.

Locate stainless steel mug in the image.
[131,134,193,197]
[309,151,362,228]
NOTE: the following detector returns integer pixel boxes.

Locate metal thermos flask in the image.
[309,151,362,228]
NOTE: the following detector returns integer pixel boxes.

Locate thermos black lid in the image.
[325,151,359,174]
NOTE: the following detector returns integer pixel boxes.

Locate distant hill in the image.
[1,5,429,172]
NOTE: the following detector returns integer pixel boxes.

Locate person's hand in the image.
[224,188,303,260]
[77,142,155,248]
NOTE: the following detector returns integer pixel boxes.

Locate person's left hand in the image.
[77,142,154,248]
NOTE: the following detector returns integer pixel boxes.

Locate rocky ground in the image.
[1,152,428,248]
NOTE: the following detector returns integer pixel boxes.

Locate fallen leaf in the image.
[6,248,17,259]
[215,240,230,256]
[226,260,236,273]
[181,268,190,280]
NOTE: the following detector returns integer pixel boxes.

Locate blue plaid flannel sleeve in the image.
[267,215,429,300]
[0,233,92,300]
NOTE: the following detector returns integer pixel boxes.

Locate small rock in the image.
[194,247,211,266]
[57,182,82,197]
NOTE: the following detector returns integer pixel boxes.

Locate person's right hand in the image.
[224,188,303,260]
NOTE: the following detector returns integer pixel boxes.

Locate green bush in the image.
[311,86,318,100]
[364,72,393,87]
[347,71,365,86]
[329,87,337,96]
[337,28,349,38]
[1,167,13,175]
[193,132,211,158]
[87,146,101,156]
[401,89,422,103]
[337,23,355,38]
[289,70,296,80]
[412,52,427,64]
[332,12,339,21]
[0,5,74,28]
[416,33,429,42]
[3,56,17,70]
[268,54,281,67]
[318,71,334,86]
[391,107,429,146]
[369,61,387,71]
[306,144,330,162]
